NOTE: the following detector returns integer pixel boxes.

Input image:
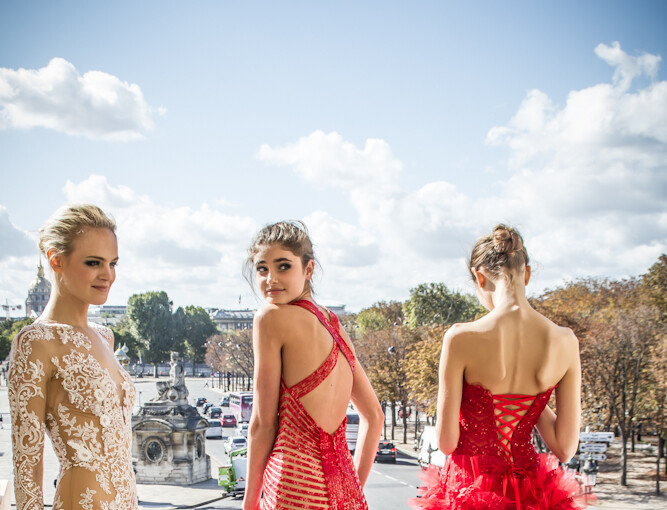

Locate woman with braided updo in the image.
[411,224,588,509]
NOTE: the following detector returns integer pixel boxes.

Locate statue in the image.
[154,351,189,405]
[133,351,210,484]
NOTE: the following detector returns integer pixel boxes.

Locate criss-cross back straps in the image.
[288,300,356,400]
[492,393,536,462]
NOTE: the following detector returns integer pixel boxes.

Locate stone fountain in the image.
[131,352,210,484]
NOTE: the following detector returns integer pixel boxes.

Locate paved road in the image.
[138,377,423,508]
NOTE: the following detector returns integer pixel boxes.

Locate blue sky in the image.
[1,1,666,313]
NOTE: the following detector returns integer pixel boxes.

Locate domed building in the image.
[25,261,51,318]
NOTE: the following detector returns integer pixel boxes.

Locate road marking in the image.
[372,470,417,488]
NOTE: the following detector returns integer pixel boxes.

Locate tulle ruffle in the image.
[409,453,594,510]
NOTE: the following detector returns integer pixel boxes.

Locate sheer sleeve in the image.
[8,325,55,510]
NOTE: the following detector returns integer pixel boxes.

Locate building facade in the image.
[208,309,255,331]
[25,261,51,318]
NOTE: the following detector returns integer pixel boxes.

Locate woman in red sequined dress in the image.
[242,221,384,510]
[411,224,587,510]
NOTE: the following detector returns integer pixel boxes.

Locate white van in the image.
[417,426,447,469]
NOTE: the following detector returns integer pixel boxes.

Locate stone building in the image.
[25,261,51,318]
[208,309,255,331]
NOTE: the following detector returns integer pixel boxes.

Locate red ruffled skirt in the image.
[410,454,594,510]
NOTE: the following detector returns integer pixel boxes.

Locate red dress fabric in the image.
[411,380,588,510]
[262,300,368,510]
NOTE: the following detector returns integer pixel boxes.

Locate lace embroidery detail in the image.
[8,323,138,510]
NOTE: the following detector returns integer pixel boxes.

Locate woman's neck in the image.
[490,277,528,312]
[40,290,90,328]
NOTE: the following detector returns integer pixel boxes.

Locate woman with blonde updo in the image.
[8,204,138,510]
[242,221,383,510]
[412,224,587,509]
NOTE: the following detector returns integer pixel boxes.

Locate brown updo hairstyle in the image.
[244,220,318,293]
[39,204,117,262]
[468,224,529,282]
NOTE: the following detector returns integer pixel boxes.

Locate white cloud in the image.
[58,175,257,307]
[0,205,35,261]
[3,42,665,312]
[594,41,661,91]
[257,130,402,195]
[256,42,666,304]
[0,58,158,140]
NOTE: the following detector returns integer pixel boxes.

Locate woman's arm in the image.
[243,307,284,510]
[350,363,384,487]
[8,326,52,510]
[536,329,582,462]
[435,325,465,455]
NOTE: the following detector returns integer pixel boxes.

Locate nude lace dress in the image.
[8,322,138,510]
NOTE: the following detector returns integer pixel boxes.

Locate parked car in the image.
[209,406,222,419]
[376,440,397,463]
[205,418,223,439]
[224,436,247,454]
[195,397,207,407]
[235,423,249,438]
[417,426,447,469]
[220,395,230,407]
[221,413,237,428]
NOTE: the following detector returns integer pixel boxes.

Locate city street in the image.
[137,377,423,508]
[2,377,666,508]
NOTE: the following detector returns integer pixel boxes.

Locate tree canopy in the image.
[402,282,484,328]
[127,291,174,367]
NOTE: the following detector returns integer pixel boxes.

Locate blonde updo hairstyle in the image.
[39,204,117,263]
[244,220,318,293]
[468,224,529,283]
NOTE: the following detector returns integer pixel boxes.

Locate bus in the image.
[346,405,360,452]
[229,392,253,423]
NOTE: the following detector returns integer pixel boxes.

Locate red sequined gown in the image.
[411,380,586,510]
[261,300,368,510]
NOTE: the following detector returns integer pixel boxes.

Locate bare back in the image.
[459,305,575,395]
[279,303,354,434]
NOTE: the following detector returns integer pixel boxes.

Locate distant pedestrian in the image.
[0,413,4,429]
[411,224,590,509]
[242,221,383,510]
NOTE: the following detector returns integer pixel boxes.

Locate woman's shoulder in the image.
[10,322,61,359]
[14,322,56,341]
[253,303,302,327]
[90,322,114,346]
[530,309,578,342]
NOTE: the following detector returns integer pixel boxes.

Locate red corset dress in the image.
[261,300,368,510]
[411,380,586,510]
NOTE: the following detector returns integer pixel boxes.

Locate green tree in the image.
[357,301,404,335]
[0,318,35,360]
[356,325,418,443]
[110,317,142,360]
[404,325,446,418]
[127,291,174,376]
[402,283,484,328]
[181,305,218,374]
[642,254,667,322]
